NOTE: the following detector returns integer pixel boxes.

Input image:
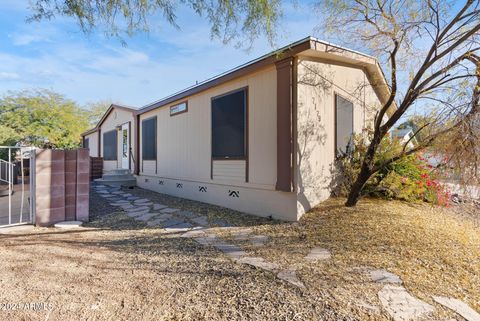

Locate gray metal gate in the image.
[0,146,35,227]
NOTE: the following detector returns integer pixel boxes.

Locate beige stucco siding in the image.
[295,58,381,215]
[84,131,98,157]
[99,108,135,172]
[139,66,277,189]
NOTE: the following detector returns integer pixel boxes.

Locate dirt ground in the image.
[0,188,478,320]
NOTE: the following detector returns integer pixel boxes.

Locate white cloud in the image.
[0,71,20,80]
[0,1,320,106]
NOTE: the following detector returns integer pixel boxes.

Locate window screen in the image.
[212,89,246,158]
[335,94,354,154]
[103,130,117,160]
[142,117,157,160]
[84,138,89,149]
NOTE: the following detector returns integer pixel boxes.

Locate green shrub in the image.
[333,129,450,206]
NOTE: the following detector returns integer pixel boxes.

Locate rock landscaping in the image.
[84,185,480,320]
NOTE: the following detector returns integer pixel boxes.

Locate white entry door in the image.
[121,123,129,169]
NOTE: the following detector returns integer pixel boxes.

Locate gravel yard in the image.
[0,186,478,320]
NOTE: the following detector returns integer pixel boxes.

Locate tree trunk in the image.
[345,164,373,207]
[345,135,380,207]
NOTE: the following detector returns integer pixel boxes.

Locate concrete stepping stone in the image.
[211,241,247,260]
[126,211,146,218]
[127,206,150,213]
[232,228,253,240]
[133,198,150,203]
[175,211,199,219]
[191,216,208,226]
[160,208,180,214]
[120,204,135,210]
[237,256,279,272]
[305,247,331,261]
[121,193,132,197]
[147,219,163,227]
[181,228,206,238]
[164,226,193,233]
[433,296,480,321]
[250,235,268,246]
[110,201,131,206]
[171,222,193,229]
[378,285,434,321]
[99,194,112,198]
[54,221,83,229]
[277,269,306,289]
[370,269,402,284]
[126,196,140,201]
[212,219,232,227]
[153,203,168,210]
[160,218,186,228]
[96,190,110,194]
[195,234,217,246]
[136,213,156,222]
[111,191,125,194]
[154,213,173,221]
[126,210,150,217]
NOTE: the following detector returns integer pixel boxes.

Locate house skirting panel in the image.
[136,175,298,221]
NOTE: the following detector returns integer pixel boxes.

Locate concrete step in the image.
[107,169,131,175]
[94,178,136,187]
[102,173,135,181]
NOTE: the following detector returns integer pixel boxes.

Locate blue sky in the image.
[0,1,321,108]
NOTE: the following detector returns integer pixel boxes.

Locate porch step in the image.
[94,169,136,188]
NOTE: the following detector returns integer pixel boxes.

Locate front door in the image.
[121,123,129,170]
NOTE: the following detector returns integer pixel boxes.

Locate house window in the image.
[335,94,354,154]
[170,101,188,116]
[211,88,247,159]
[103,130,117,160]
[84,138,89,149]
[142,117,157,160]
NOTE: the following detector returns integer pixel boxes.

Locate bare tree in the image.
[319,0,480,206]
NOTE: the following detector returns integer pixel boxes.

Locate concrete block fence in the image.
[35,149,90,226]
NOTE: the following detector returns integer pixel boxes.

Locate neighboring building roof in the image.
[392,128,414,139]
[81,104,137,137]
[391,127,418,147]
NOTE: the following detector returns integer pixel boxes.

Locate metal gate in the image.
[0,146,35,227]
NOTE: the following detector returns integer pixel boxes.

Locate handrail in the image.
[129,147,135,172]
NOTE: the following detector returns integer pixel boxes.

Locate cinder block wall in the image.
[35,149,90,226]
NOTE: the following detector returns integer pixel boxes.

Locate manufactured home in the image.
[82,36,394,221]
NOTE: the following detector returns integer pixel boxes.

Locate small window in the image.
[211,88,247,159]
[84,138,89,149]
[103,130,117,160]
[335,94,354,154]
[170,101,188,116]
[142,117,157,160]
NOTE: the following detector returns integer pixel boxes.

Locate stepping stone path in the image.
[277,269,305,289]
[363,268,460,321]
[433,296,480,321]
[369,269,403,284]
[305,247,331,261]
[89,179,307,289]
[95,182,478,311]
[378,285,434,321]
